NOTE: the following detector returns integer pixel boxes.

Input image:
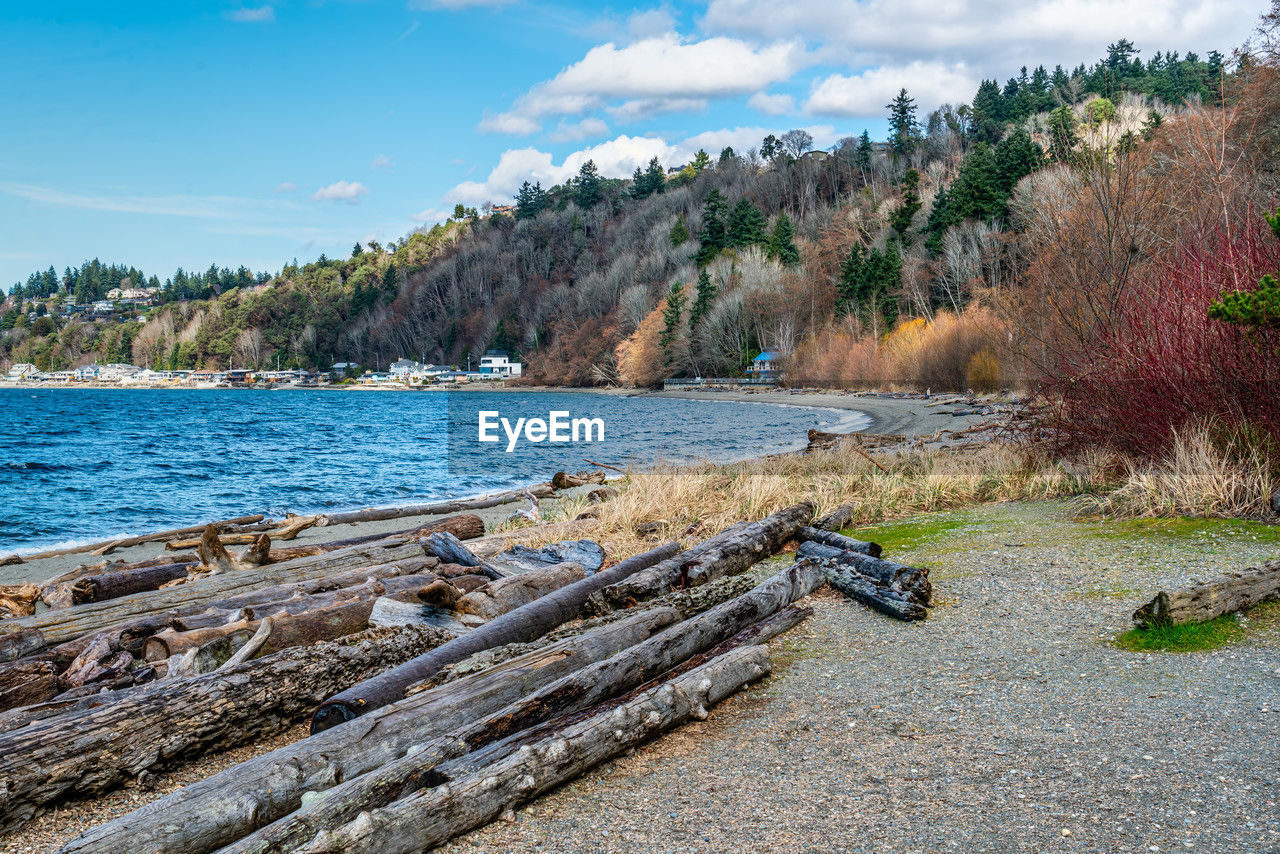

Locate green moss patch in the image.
[1114,614,1245,653]
[840,515,977,554]
[1086,515,1280,546]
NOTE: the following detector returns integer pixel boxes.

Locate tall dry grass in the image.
[509,441,1098,559]
[1091,421,1278,518]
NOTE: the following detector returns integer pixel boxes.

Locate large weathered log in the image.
[261,514,485,564]
[818,558,927,621]
[0,622,457,832]
[311,541,681,731]
[591,502,814,610]
[0,584,41,618]
[0,628,45,663]
[797,526,882,558]
[315,485,556,528]
[1,516,266,563]
[38,554,200,608]
[492,540,605,574]
[291,646,772,854]
[423,532,504,580]
[59,562,196,608]
[225,588,815,854]
[811,504,855,532]
[166,533,262,550]
[0,541,430,646]
[455,562,587,621]
[795,541,930,603]
[1133,559,1280,628]
[550,469,606,489]
[0,657,57,713]
[60,609,679,854]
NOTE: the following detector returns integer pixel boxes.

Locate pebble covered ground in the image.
[5,500,1280,853]
[439,501,1280,854]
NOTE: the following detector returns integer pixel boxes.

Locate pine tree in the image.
[949,143,1004,221]
[993,128,1046,195]
[889,169,922,241]
[689,268,717,327]
[727,198,768,248]
[766,213,800,265]
[660,282,686,351]
[690,149,712,173]
[696,189,728,266]
[854,131,873,179]
[669,216,689,247]
[515,181,548,220]
[886,88,920,157]
[575,160,602,208]
[631,157,666,199]
[1047,106,1078,162]
[970,79,1006,144]
[760,134,781,160]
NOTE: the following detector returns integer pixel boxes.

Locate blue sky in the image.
[0,0,1260,288]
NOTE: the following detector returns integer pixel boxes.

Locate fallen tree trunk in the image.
[1,516,266,563]
[143,597,375,662]
[811,504,855,532]
[0,622,457,833]
[311,541,681,731]
[454,562,587,621]
[291,646,772,854]
[315,485,555,528]
[38,554,200,607]
[60,609,680,854]
[223,606,807,854]
[1133,560,1280,628]
[0,628,45,663]
[261,514,485,564]
[795,541,930,604]
[0,657,57,713]
[166,533,262,550]
[0,584,41,618]
[818,559,927,621]
[57,562,196,608]
[796,526,882,558]
[590,502,814,610]
[550,470,606,489]
[0,541,430,646]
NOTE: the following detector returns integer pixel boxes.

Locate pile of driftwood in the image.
[0,491,933,852]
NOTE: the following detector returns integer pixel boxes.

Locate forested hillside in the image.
[1,40,1261,391]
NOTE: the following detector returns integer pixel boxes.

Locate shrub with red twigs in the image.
[1033,215,1280,460]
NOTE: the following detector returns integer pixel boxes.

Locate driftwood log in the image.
[797,526,882,558]
[0,622,457,832]
[315,485,555,527]
[291,646,772,854]
[454,562,587,621]
[1133,560,1280,627]
[50,562,197,609]
[591,502,814,610]
[61,610,680,854]
[0,657,57,713]
[224,609,807,854]
[811,504,855,532]
[0,585,41,618]
[796,541,930,604]
[311,541,682,731]
[550,470,606,489]
[0,515,265,563]
[38,554,200,608]
[820,559,927,621]
[259,514,485,564]
[0,542,431,646]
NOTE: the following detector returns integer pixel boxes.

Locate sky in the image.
[0,0,1262,288]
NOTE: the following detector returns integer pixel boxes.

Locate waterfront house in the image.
[389,358,426,380]
[48,370,75,383]
[747,349,790,381]
[7,363,39,380]
[478,350,522,377]
[74,364,100,381]
[97,363,142,382]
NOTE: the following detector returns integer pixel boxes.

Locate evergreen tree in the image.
[515,181,548,220]
[886,89,920,157]
[760,134,781,160]
[381,263,399,300]
[854,131,873,178]
[718,146,736,164]
[689,268,717,327]
[631,157,666,199]
[352,242,363,258]
[660,282,686,352]
[766,213,800,265]
[970,79,1006,144]
[575,160,602,208]
[889,169,922,241]
[727,198,768,248]
[696,189,728,266]
[949,142,1004,221]
[690,149,712,173]
[1047,106,1079,162]
[993,128,1046,195]
[923,185,955,256]
[669,216,689,247]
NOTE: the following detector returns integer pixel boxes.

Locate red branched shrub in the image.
[1033,215,1280,458]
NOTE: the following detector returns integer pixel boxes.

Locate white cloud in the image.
[274,181,297,193]
[627,8,677,39]
[311,181,369,203]
[484,34,810,134]
[547,117,611,143]
[412,207,451,224]
[748,92,796,115]
[371,154,392,170]
[806,62,978,117]
[228,6,274,23]
[446,125,839,204]
[0,182,296,219]
[606,97,708,122]
[704,0,1255,70]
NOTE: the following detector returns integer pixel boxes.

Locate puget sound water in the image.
[0,388,867,553]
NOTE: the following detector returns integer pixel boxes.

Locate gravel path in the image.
[439,501,1280,854]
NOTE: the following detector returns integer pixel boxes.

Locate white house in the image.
[478,350,522,377]
[74,364,100,381]
[6,363,38,380]
[389,358,426,380]
[97,363,142,381]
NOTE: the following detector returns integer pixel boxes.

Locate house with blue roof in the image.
[747,349,789,381]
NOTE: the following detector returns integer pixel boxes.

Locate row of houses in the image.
[383,351,522,384]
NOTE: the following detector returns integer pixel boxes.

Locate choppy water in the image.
[0,388,866,553]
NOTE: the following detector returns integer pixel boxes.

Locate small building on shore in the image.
[747,349,790,381]
[7,363,39,380]
[478,350,522,378]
